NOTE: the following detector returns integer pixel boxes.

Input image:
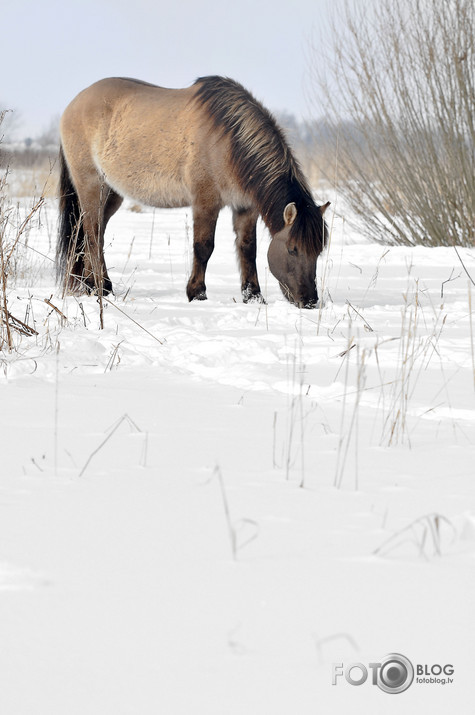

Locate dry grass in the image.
[214,465,259,560]
[11,166,58,199]
[1,117,51,350]
[374,513,456,559]
[0,146,59,198]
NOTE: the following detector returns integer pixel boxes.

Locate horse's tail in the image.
[57,145,84,293]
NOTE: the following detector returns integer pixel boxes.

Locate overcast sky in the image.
[2,0,339,139]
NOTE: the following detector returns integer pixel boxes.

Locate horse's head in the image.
[267,201,330,308]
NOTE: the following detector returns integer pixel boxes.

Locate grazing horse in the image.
[57,76,329,307]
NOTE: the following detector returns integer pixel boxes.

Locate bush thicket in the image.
[311,0,474,247]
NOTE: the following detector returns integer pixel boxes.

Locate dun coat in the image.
[57,76,329,307]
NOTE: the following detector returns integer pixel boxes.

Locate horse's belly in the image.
[96,122,194,209]
[100,163,192,209]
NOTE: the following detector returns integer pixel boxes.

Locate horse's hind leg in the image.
[187,200,220,301]
[104,189,123,227]
[232,207,264,303]
[96,188,123,293]
[80,182,122,295]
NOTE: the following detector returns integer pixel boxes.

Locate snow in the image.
[1,195,474,713]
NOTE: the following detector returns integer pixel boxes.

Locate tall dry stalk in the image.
[0,111,14,350]
[0,111,9,348]
[0,233,13,350]
[469,283,475,391]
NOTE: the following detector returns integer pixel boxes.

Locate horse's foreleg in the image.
[232,207,264,303]
[187,204,220,301]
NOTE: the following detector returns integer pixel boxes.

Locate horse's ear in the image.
[320,201,331,216]
[283,202,298,226]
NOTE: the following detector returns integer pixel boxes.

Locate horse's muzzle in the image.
[296,298,318,309]
[296,289,318,309]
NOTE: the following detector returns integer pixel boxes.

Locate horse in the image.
[57,76,330,308]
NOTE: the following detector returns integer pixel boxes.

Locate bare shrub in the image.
[310,0,474,247]
[0,113,45,351]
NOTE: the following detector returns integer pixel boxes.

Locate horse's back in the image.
[60,78,215,208]
[61,77,195,129]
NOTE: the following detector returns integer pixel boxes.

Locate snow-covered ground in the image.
[1,192,474,714]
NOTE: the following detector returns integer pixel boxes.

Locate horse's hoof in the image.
[86,284,113,297]
[190,291,207,302]
[244,295,266,305]
[83,276,113,296]
[242,286,266,304]
[102,278,113,296]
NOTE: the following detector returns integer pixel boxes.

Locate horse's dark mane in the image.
[193,76,325,258]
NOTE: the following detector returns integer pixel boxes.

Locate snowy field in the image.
[1,188,474,713]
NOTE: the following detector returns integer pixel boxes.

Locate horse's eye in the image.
[288,247,298,257]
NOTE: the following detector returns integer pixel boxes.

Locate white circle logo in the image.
[377,653,414,693]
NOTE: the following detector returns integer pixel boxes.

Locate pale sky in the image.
[2,0,337,139]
